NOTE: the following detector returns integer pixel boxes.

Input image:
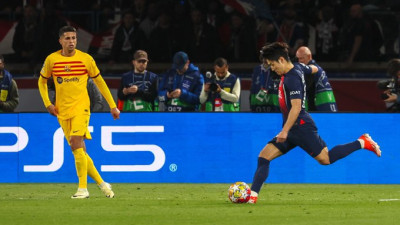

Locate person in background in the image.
[109,11,147,64]
[382,58,400,110]
[200,57,240,111]
[117,50,158,112]
[12,5,39,63]
[158,51,203,112]
[0,55,19,112]
[296,46,337,112]
[250,49,280,112]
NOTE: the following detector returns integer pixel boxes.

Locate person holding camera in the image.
[117,50,158,112]
[158,51,204,112]
[381,58,400,111]
[200,57,240,111]
[249,57,280,113]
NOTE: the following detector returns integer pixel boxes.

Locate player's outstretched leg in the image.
[327,133,381,164]
[249,157,270,204]
[358,133,381,157]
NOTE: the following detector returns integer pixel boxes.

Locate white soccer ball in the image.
[228,181,251,203]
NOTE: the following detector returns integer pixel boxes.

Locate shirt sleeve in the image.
[285,74,303,100]
[87,55,101,78]
[298,63,313,75]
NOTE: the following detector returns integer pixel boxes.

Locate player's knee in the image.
[69,136,83,150]
[318,158,331,165]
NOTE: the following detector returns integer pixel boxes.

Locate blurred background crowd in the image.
[1,0,400,113]
[1,0,399,66]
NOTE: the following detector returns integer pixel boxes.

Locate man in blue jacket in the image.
[0,55,19,112]
[158,51,204,112]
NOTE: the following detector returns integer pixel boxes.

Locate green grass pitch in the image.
[1,183,399,225]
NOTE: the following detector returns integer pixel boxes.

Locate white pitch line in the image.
[379,199,400,202]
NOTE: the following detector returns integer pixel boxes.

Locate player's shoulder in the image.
[75,49,94,60]
[45,50,62,61]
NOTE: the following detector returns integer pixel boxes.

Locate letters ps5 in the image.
[0,113,397,184]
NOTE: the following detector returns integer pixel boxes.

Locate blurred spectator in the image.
[256,18,277,51]
[148,12,177,62]
[132,0,148,23]
[382,58,400,112]
[0,1,20,20]
[139,2,159,39]
[226,13,257,62]
[117,50,158,111]
[338,3,383,65]
[200,57,240,111]
[185,8,220,62]
[205,0,226,28]
[276,5,305,57]
[249,54,280,113]
[0,55,19,112]
[109,11,147,63]
[33,2,67,64]
[158,51,204,112]
[12,5,39,63]
[315,5,339,61]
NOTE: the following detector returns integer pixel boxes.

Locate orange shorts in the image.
[58,114,92,145]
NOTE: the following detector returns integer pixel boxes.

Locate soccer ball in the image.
[228,181,251,203]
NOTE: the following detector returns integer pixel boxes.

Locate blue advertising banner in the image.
[0,113,398,184]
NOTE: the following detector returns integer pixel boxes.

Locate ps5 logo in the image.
[0,126,165,172]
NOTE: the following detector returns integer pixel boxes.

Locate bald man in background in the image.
[296,46,337,112]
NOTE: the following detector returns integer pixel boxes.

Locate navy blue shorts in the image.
[268,123,327,157]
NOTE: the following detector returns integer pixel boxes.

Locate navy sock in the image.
[251,157,270,193]
[328,141,361,164]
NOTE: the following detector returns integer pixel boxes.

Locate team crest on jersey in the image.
[64,65,71,72]
[57,77,63,84]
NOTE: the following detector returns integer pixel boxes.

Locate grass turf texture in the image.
[0,183,399,225]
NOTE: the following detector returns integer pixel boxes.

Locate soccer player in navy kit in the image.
[248,42,381,204]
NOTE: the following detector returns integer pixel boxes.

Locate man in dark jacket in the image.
[0,55,19,112]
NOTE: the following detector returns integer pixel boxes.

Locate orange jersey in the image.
[40,50,100,119]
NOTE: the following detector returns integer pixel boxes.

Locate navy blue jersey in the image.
[278,63,315,126]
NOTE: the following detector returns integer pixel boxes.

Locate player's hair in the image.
[387,58,400,77]
[214,57,228,67]
[260,42,290,62]
[0,54,4,63]
[59,26,77,38]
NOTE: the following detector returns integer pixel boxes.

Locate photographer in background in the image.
[200,57,240,111]
[249,53,280,113]
[0,55,19,112]
[380,58,400,112]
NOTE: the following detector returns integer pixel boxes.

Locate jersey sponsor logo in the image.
[64,77,79,83]
[57,77,63,84]
[290,90,300,95]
